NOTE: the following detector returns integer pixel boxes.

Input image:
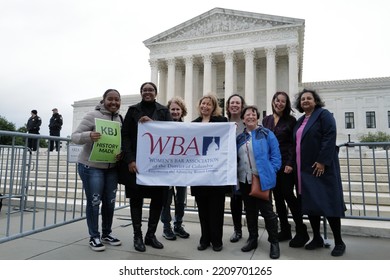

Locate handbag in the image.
[249,173,270,200]
[246,141,270,200]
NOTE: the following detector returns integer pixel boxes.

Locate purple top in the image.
[295,115,310,194]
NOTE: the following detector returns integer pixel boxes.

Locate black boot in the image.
[265,217,280,259]
[241,236,258,252]
[289,224,310,248]
[144,206,164,249]
[242,209,258,252]
[278,223,292,241]
[131,206,145,252]
[270,242,280,259]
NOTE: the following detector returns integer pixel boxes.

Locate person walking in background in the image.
[121,82,172,252]
[26,109,42,151]
[262,92,309,247]
[236,105,281,259]
[191,93,229,252]
[225,94,246,243]
[161,96,190,241]
[48,108,63,152]
[293,89,346,257]
[71,89,122,252]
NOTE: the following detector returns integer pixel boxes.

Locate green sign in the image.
[89,119,121,163]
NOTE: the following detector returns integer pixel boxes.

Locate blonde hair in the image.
[197,93,222,117]
[167,96,188,119]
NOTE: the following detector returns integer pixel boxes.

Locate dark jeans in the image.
[161,186,187,228]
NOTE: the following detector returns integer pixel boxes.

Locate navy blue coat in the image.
[293,107,345,217]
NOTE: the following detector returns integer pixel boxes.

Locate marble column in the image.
[202,53,213,95]
[244,48,255,105]
[149,59,159,86]
[223,50,235,106]
[167,57,176,102]
[288,43,299,97]
[158,66,167,105]
[265,46,276,115]
[184,55,194,120]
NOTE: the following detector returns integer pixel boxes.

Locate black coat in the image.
[121,100,172,198]
[49,113,63,132]
[27,115,42,133]
[190,115,231,196]
[293,107,345,217]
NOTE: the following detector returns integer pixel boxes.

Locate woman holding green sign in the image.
[71,89,123,252]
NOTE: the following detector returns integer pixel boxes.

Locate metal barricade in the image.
[0,145,31,214]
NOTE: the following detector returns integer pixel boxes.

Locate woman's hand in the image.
[115,152,123,161]
[139,116,152,123]
[284,165,293,174]
[90,132,101,142]
[312,162,325,177]
[128,161,138,174]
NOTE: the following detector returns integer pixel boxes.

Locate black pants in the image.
[195,193,225,247]
[240,181,278,243]
[273,169,305,230]
[230,193,243,232]
[27,131,39,151]
[49,130,61,151]
[129,188,164,237]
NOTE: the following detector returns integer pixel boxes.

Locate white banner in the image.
[136,121,237,186]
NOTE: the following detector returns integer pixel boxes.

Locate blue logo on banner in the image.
[203,137,220,155]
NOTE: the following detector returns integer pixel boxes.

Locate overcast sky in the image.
[1,0,389,138]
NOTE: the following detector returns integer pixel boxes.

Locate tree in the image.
[359,131,390,150]
[0,115,17,145]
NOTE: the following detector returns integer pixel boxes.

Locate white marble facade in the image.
[72,8,390,144]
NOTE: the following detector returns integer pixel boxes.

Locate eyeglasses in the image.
[142,88,155,93]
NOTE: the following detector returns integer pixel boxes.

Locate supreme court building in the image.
[72,8,390,144]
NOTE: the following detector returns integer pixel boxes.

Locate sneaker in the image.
[163,227,177,240]
[102,234,122,246]
[89,237,106,251]
[174,226,190,238]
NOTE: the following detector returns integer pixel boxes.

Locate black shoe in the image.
[145,235,164,249]
[101,234,122,246]
[162,227,177,240]
[269,242,280,259]
[89,237,106,252]
[241,238,258,252]
[305,237,324,250]
[134,236,146,252]
[230,231,242,243]
[289,232,310,248]
[174,226,190,238]
[331,243,346,257]
[278,230,292,241]
[197,243,209,251]
[212,245,223,252]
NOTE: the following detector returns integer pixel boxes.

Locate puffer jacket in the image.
[237,126,281,191]
[71,103,121,169]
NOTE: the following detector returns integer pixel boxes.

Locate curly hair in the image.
[294,88,325,113]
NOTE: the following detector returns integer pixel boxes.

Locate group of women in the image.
[71,81,346,258]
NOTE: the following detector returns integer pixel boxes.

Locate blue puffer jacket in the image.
[237,126,282,191]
